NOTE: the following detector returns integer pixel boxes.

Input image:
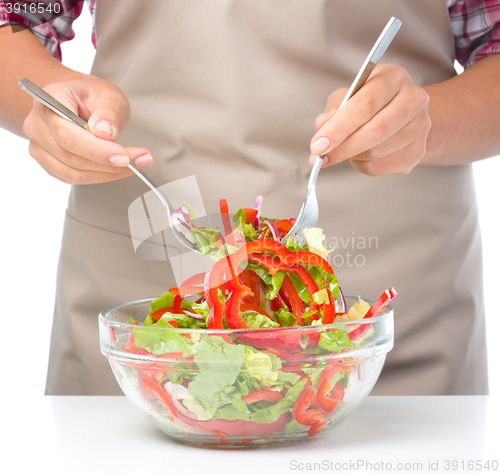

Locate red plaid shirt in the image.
[1,0,499,67]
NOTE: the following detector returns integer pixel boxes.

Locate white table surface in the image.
[5,396,499,474]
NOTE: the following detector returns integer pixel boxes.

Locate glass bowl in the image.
[99,297,393,448]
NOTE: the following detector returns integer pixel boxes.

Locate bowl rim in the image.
[99,295,394,334]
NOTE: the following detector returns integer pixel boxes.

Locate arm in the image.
[0,25,152,183]
[0,25,82,135]
[311,0,500,176]
[423,54,500,166]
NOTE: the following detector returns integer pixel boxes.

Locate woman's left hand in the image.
[310,64,431,176]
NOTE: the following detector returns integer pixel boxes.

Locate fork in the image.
[18,78,201,254]
[282,17,402,246]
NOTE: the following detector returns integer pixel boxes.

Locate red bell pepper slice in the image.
[206,238,335,329]
[248,253,282,275]
[293,384,326,436]
[141,376,177,418]
[224,279,253,329]
[273,219,293,235]
[240,303,273,319]
[205,260,228,329]
[241,389,284,405]
[271,296,285,312]
[239,270,261,306]
[348,287,398,341]
[151,308,169,322]
[120,334,152,356]
[247,252,320,314]
[279,275,305,323]
[172,295,182,313]
[308,420,327,437]
[220,199,235,246]
[237,326,321,353]
[150,293,189,322]
[320,287,336,324]
[363,287,398,319]
[315,365,347,413]
[283,250,334,276]
[258,219,294,239]
[243,208,258,229]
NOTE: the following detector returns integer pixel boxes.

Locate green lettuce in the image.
[264,271,286,301]
[147,292,191,318]
[275,308,297,327]
[157,312,207,329]
[232,208,259,241]
[190,300,209,317]
[212,392,252,421]
[312,288,329,305]
[241,346,281,388]
[234,373,261,397]
[188,336,245,416]
[245,262,272,286]
[190,227,220,256]
[282,238,307,252]
[132,318,193,357]
[249,378,307,423]
[288,273,310,303]
[320,269,339,300]
[242,311,280,329]
[282,417,305,434]
[318,329,358,353]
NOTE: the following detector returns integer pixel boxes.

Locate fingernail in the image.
[321,156,330,167]
[311,137,331,156]
[134,154,153,168]
[109,154,129,166]
[96,120,113,135]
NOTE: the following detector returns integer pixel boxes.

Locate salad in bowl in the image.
[99,198,396,448]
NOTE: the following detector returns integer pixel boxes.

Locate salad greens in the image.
[117,199,397,442]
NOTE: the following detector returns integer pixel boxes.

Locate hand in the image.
[23,75,152,184]
[309,64,431,176]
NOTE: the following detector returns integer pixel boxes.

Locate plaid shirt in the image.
[1,0,499,67]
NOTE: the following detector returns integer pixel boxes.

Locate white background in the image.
[1,10,499,396]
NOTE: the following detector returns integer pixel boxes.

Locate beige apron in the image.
[45,0,488,395]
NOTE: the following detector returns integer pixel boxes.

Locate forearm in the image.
[0,25,85,137]
[422,54,500,166]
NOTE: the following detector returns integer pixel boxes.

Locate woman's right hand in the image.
[22,75,153,184]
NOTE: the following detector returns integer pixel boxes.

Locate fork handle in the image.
[315,16,401,166]
[338,17,402,110]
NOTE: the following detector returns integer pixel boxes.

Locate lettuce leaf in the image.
[212,392,252,421]
[242,312,280,329]
[288,273,310,303]
[241,346,282,388]
[188,336,245,416]
[264,271,286,301]
[132,319,193,356]
[249,377,307,423]
[233,208,259,241]
[245,262,272,286]
[275,308,297,327]
[318,329,358,353]
[234,373,261,397]
[147,292,191,318]
[303,227,332,258]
